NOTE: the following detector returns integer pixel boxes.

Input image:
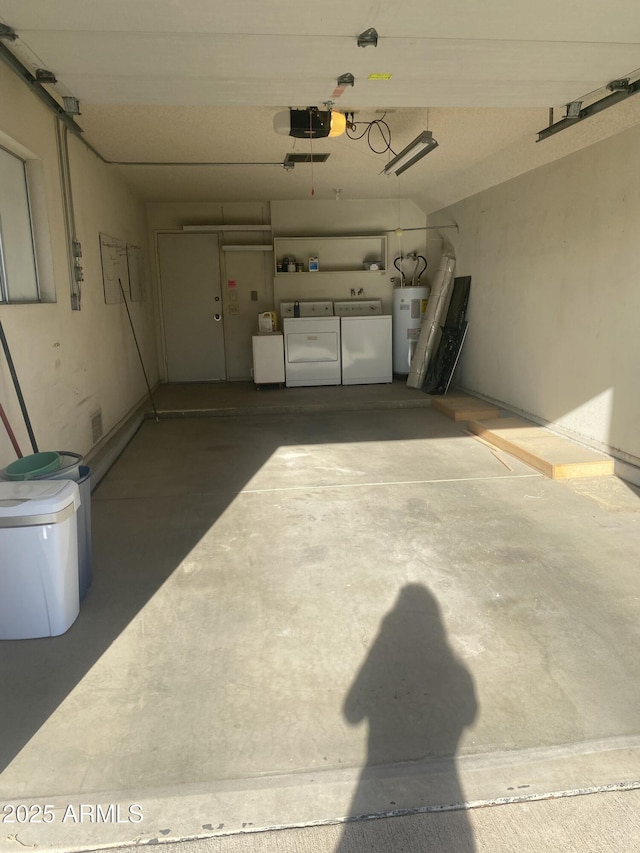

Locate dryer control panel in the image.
[333,300,382,316]
[280,301,334,318]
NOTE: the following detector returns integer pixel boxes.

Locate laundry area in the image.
[2,2,640,852]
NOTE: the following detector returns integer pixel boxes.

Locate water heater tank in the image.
[392,285,429,374]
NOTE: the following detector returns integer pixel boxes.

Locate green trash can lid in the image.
[4,452,61,480]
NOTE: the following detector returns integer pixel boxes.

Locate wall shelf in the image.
[183,225,272,232]
[222,245,273,252]
[275,269,386,277]
[273,235,387,275]
[272,235,390,313]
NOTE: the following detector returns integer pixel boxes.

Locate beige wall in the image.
[0,63,158,470]
[431,123,640,465]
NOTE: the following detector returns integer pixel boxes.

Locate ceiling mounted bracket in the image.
[357,28,378,48]
[0,24,16,41]
[607,78,631,92]
[63,96,81,116]
[337,73,355,88]
[565,100,582,119]
[35,68,57,84]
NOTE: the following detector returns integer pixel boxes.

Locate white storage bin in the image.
[252,333,285,385]
[1,452,93,601]
[0,480,81,639]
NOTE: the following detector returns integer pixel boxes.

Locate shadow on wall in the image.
[336,584,478,852]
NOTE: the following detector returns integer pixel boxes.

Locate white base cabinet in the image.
[252,334,285,386]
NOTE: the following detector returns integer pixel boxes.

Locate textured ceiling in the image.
[1,0,640,212]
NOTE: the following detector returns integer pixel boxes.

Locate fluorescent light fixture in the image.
[382,131,438,176]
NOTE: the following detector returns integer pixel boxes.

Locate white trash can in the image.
[1,452,92,601]
[0,480,81,639]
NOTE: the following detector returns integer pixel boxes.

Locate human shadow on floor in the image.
[335,583,478,851]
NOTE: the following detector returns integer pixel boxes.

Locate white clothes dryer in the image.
[283,312,341,387]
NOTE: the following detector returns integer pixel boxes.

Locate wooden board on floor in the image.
[468,417,615,479]
[432,395,500,422]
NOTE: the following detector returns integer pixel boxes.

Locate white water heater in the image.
[392,285,429,374]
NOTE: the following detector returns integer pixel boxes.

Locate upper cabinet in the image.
[273,235,387,275]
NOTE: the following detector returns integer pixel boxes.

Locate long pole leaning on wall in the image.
[0,320,39,454]
[117,279,159,423]
[0,401,23,458]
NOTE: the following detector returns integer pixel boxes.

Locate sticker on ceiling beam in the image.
[368,73,392,80]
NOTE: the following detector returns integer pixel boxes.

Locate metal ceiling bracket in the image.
[607,78,631,92]
[537,77,640,141]
[337,73,355,87]
[35,68,57,84]
[565,100,582,119]
[357,28,378,48]
[0,24,17,41]
[63,96,81,115]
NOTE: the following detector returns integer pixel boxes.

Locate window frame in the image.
[0,143,41,304]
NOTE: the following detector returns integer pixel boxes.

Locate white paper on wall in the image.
[99,233,128,304]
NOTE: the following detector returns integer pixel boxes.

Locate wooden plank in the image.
[432,395,500,422]
[468,417,614,479]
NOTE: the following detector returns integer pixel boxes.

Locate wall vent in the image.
[283,152,331,166]
[90,409,103,445]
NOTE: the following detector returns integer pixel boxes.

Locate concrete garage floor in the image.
[1,383,640,852]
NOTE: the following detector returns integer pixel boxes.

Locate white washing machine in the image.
[282,302,341,387]
[335,300,393,385]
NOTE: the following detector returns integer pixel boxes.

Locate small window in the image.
[0,145,40,303]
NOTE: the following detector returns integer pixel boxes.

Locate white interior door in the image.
[157,233,226,381]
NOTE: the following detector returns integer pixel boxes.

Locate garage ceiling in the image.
[2,0,640,212]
